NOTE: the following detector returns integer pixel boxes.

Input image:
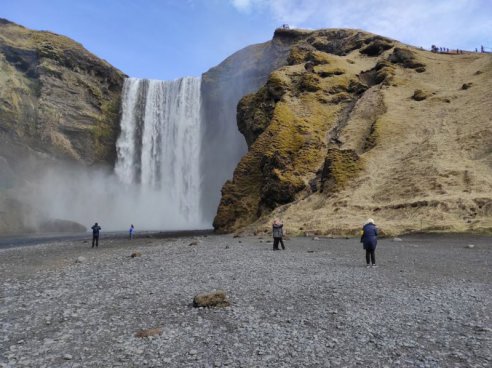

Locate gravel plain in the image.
[0,233,491,368]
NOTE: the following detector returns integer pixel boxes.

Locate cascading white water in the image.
[115,77,204,229]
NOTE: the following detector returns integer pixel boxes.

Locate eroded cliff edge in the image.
[214,28,492,235]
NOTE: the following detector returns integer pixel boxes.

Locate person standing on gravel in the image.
[129,224,135,240]
[361,218,378,267]
[91,222,101,248]
[272,218,285,251]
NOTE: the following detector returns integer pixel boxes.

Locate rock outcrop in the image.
[200,29,305,221]
[214,28,492,235]
[0,19,125,234]
[0,18,125,166]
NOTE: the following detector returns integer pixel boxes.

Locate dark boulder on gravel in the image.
[193,290,230,308]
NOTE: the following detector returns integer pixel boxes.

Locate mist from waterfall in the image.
[114,77,205,229]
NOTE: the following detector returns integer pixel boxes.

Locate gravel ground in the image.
[0,233,491,367]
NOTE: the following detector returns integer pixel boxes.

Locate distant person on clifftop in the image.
[272,218,285,251]
[91,222,101,248]
[361,218,378,267]
[129,224,135,240]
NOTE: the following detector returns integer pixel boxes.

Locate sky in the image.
[1,0,491,80]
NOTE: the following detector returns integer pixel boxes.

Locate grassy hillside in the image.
[215,28,492,236]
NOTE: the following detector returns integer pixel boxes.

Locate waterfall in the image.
[115,77,204,229]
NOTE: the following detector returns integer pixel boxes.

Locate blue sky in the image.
[2,0,491,80]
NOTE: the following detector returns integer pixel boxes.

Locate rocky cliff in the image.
[200,30,304,220]
[0,19,125,233]
[214,28,492,235]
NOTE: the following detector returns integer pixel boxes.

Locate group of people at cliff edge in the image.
[271,218,378,267]
[90,223,135,248]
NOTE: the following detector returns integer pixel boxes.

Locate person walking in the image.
[91,222,101,248]
[272,218,285,251]
[361,218,378,267]
[129,224,135,240]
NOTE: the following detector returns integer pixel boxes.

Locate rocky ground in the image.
[0,233,490,367]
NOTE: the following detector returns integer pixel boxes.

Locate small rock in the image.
[189,349,198,355]
[193,290,230,308]
[393,237,403,242]
[63,354,72,360]
[75,257,86,264]
[312,237,320,241]
[225,245,230,249]
[135,327,162,338]
[189,241,200,246]
[465,244,475,249]
[130,252,142,258]
[412,89,428,101]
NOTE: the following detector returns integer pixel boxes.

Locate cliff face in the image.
[200,30,306,221]
[214,28,492,235]
[0,19,125,168]
[0,19,125,233]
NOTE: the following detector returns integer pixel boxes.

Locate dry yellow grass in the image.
[249,50,492,236]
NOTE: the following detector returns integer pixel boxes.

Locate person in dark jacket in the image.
[91,222,101,248]
[272,218,285,250]
[129,224,135,240]
[361,218,378,267]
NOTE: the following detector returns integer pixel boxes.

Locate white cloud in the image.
[230,0,492,50]
[230,0,261,12]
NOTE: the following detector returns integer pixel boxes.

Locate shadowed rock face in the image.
[199,31,302,221]
[0,19,125,234]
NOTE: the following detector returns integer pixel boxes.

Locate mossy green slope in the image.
[215,28,492,236]
[214,29,403,233]
[0,18,125,166]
